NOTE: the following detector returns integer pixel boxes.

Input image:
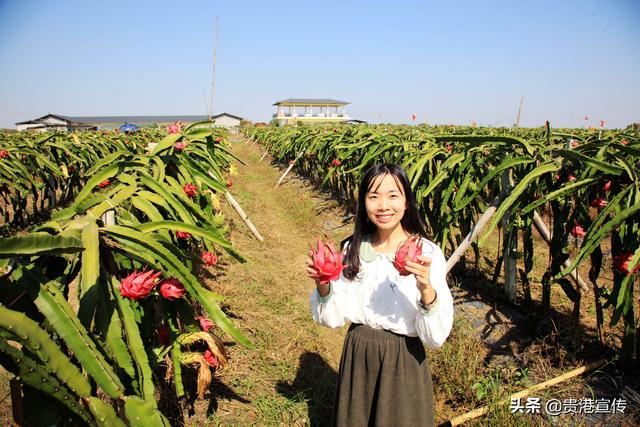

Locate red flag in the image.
[411,114,416,121]
[600,120,605,127]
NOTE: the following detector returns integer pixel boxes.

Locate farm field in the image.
[194,134,639,426]
[0,124,638,426]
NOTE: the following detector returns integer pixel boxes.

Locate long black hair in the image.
[341,163,427,280]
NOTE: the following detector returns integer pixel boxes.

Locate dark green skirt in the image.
[333,323,435,427]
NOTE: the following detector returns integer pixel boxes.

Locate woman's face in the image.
[364,173,407,231]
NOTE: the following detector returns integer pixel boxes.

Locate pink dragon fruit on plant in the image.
[393,235,424,276]
[204,349,219,367]
[613,253,640,276]
[570,225,586,237]
[175,231,192,240]
[120,270,162,300]
[183,183,198,198]
[309,238,345,284]
[590,198,608,209]
[201,252,218,266]
[196,316,215,332]
[159,278,187,300]
[167,121,183,134]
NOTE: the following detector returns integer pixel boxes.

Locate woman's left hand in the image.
[404,255,436,303]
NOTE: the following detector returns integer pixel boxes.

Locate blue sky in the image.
[0,0,638,128]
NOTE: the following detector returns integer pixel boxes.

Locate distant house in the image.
[272,99,351,126]
[210,113,242,128]
[15,113,243,132]
[15,114,97,132]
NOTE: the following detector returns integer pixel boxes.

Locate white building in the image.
[272,99,351,126]
[15,113,244,131]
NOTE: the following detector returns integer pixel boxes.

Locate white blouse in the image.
[310,235,454,349]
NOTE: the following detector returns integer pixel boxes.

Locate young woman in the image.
[307,163,454,426]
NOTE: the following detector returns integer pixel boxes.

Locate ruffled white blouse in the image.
[310,235,454,349]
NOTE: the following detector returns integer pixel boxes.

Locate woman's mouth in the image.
[375,213,394,223]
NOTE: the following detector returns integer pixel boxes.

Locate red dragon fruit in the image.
[183,183,198,198]
[204,349,219,367]
[613,253,640,276]
[590,198,608,209]
[159,278,187,300]
[309,238,345,284]
[174,141,188,150]
[570,225,586,238]
[200,252,218,266]
[120,270,162,300]
[393,235,423,276]
[196,316,215,332]
[175,231,192,240]
[167,121,183,134]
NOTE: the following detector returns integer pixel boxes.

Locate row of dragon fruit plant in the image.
[0,128,156,230]
[0,122,250,425]
[244,123,639,364]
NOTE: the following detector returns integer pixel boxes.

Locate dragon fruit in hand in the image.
[393,235,423,276]
[309,238,345,284]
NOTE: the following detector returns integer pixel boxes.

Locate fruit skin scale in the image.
[309,238,345,284]
[393,235,423,276]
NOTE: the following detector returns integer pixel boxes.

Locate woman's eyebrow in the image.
[367,189,400,194]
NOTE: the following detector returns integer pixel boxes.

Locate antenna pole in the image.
[209,16,218,121]
[515,96,524,128]
[202,89,211,118]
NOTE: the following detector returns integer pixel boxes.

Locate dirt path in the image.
[197,136,352,426]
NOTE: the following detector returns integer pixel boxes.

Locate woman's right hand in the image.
[306,251,330,296]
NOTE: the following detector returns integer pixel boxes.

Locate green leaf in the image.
[479,162,558,246]
[103,226,253,348]
[559,201,640,277]
[557,149,625,175]
[109,275,156,405]
[0,305,92,397]
[124,395,171,426]
[20,272,125,398]
[0,339,92,424]
[0,232,84,258]
[135,220,245,262]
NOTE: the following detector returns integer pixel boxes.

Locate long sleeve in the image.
[310,281,347,328]
[414,244,454,349]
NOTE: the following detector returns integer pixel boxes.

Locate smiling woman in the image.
[306,163,454,426]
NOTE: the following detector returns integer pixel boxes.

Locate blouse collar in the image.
[360,234,395,262]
